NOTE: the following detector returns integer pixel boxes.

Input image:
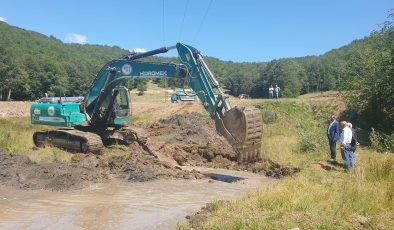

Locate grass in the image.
[181,98,394,229]
[0,117,73,163]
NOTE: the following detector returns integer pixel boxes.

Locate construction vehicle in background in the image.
[30,43,262,162]
[171,88,199,102]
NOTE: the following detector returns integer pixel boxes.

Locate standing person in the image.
[268,85,274,99]
[346,122,359,167]
[327,115,339,162]
[348,110,358,128]
[274,84,280,101]
[339,121,353,172]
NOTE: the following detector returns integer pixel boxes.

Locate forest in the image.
[0,11,393,135]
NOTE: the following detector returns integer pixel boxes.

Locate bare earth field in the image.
[0,101,32,117]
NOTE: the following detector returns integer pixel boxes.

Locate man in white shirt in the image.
[268,85,274,99]
[346,122,358,167]
[340,121,353,172]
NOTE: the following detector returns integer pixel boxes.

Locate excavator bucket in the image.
[215,106,263,163]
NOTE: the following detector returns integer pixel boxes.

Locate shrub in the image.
[261,109,278,124]
[370,128,394,153]
[299,129,326,153]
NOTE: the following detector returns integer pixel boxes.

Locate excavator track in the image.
[33,129,104,153]
[220,106,263,163]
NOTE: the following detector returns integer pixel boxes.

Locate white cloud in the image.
[131,48,147,53]
[64,33,87,44]
[0,17,6,22]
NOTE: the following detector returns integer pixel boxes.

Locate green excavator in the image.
[30,43,262,162]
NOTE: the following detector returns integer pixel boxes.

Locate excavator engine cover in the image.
[216,106,263,163]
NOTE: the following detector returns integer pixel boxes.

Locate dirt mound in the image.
[148,113,237,165]
[148,113,300,179]
[0,145,203,191]
[0,152,108,191]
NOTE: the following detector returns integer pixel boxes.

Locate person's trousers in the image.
[349,151,356,167]
[342,144,354,172]
[328,140,336,160]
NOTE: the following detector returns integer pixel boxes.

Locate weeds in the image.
[0,117,72,163]
[299,129,326,154]
[370,128,394,153]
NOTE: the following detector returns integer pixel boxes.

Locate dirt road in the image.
[0,168,277,230]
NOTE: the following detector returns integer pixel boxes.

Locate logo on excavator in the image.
[121,64,132,75]
[47,106,55,116]
[140,71,167,77]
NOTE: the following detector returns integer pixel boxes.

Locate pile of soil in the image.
[0,152,108,191]
[0,143,202,191]
[148,113,238,166]
[148,113,300,179]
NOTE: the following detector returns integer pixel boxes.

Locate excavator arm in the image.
[82,43,262,162]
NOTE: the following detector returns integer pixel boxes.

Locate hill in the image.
[0,14,393,134]
[0,21,262,100]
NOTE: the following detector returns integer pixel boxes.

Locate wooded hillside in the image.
[0,12,393,134]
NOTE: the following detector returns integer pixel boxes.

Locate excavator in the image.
[30,43,262,162]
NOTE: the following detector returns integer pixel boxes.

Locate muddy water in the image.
[0,168,276,230]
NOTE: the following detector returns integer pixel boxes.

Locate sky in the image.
[0,0,392,62]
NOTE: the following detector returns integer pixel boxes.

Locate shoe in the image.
[329,158,336,162]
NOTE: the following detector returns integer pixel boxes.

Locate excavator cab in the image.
[113,86,131,125]
[95,86,131,126]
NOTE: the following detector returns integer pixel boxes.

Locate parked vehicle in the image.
[171,88,198,102]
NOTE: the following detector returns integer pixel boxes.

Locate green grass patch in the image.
[0,117,73,163]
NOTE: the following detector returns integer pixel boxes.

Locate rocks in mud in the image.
[128,167,156,182]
